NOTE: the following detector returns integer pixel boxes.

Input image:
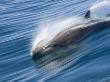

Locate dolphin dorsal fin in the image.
[84,10,90,18]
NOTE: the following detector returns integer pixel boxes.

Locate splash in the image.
[90,0,110,19]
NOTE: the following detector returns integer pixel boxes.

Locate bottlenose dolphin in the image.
[31,19,110,59]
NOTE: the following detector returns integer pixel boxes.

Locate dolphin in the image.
[31,19,110,59]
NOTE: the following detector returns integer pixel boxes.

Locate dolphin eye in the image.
[52,43,58,47]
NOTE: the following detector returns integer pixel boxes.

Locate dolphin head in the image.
[31,39,68,59]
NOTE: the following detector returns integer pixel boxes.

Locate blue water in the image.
[0,0,110,82]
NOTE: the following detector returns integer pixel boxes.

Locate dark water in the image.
[0,0,110,82]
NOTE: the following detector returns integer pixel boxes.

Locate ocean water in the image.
[0,0,110,82]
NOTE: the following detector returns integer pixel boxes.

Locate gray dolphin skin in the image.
[31,19,110,59]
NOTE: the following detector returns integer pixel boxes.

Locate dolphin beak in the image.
[31,48,43,60]
[31,46,54,60]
